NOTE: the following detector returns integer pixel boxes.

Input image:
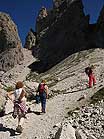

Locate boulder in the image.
[75,129,87,139]
[55,123,76,139]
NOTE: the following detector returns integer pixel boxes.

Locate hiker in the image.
[85,65,96,88]
[7,81,27,133]
[38,80,48,113]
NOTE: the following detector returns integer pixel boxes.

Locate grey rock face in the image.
[0,12,22,51]
[0,12,24,71]
[36,6,48,34]
[35,0,89,71]
[0,48,24,72]
[53,0,64,8]
[38,6,48,20]
[24,29,39,57]
[53,0,77,8]
[24,29,37,50]
[32,0,104,72]
[96,6,104,48]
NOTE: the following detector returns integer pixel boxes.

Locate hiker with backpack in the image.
[85,65,96,88]
[38,80,48,113]
[7,81,27,133]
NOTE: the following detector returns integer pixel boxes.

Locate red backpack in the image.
[85,67,92,75]
[38,83,45,93]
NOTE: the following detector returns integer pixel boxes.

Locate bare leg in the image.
[19,117,24,126]
[18,116,20,126]
[16,116,24,133]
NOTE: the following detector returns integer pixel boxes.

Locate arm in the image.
[45,85,48,98]
[37,84,40,92]
[18,89,26,101]
[36,84,40,95]
[7,91,14,101]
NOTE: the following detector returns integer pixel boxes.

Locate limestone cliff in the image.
[25,0,104,72]
[0,12,22,51]
[96,6,104,48]
[0,12,23,71]
[0,48,23,71]
[36,6,48,34]
[35,0,89,71]
[24,28,37,50]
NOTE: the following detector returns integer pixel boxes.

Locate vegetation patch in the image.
[90,87,104,104]
[4,85,14,92]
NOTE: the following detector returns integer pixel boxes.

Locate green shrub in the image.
[4,86,14,92]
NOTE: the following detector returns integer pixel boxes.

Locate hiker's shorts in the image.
[13,101,27,118]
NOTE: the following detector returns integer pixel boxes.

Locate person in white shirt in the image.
[7,81,27,133]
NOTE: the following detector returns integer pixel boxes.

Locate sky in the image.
[0,0,104,46]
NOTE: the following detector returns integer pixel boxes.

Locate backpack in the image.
[85,66,92,75]
[85,67,90,75]
[38,83,45,93]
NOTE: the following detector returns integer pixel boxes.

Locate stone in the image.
[24,81,39,90]
[75,129,87,139]
[53,122,61,128]
[87,135,97,139]
[59,123,76,139]
[0,132,10,139]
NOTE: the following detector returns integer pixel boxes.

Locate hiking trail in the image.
[0,84,102,139]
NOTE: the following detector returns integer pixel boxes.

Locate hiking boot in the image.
[42,111,46,114]
[16,125,23,133]
[40,110,46,115]
[93,83,96,86]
